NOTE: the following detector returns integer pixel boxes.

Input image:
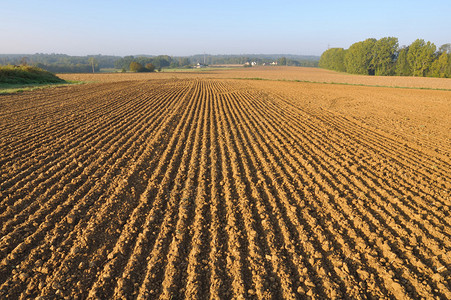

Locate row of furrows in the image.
[0,79,187,276]
[228,82,450,298]
[29,78,194,296]
[85,79,206,299]
[0,80,185,212]
[269,89,450,184]
[189,80,354,298]
[108,79,279,299]
[218,85,308,299]
[233,91,408,298]
[1,78,448,299]
[62,79,203,299]
[0,82,133,145]
[0,78,193,296]
[216,84,414,298]
[114,79,208,299]
[0,83,143,195]
[318,111,450,182]
[0,79,196,298]
[348,113,451,157]
[242,86,450,236]
[230,85,343,298]
[132,78,450,299]
[0,80,187,230]
[209,80,254,299]
[156,79,210,299]
[259,89,451,237]
[197,79,232,299]
[173,81,438,298]
[250,85,451,260]
[0,81,163,179]
[0,82,112,118]
[228,81,380,298]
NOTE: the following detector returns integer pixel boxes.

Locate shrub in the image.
[129,61,155,72]
[145,63,155,72]
[129,61,145,72]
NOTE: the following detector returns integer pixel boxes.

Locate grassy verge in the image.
[0,81,85,94]
[99,68,124,73]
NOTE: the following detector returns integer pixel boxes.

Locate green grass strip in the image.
[0,81,85,95]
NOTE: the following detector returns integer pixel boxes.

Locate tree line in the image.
[0,53,321,73]
[114,55,192,71]
[319,37,451,77]
[189,54,319,67]
[0,54,116,73]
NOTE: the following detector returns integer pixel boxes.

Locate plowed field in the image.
[0,77,450,299]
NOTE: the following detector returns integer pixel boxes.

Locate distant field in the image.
[60,66,451,90]
[1,69,450,299]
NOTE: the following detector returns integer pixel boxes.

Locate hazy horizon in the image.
[0,53,321,58]
[2,0,450,56]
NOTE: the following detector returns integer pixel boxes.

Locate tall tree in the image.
[439,43,451,54]
[145,63,155,72]
[319,48,346,72]
[88,57,97,73]
[129,61,144,72]
[372,37,398,75]
[429,52,449,77]
[395,47,411,76]
[345,38,376,75]
[407,39,436,76]
[278,57,287,66]
[20,56,29,66]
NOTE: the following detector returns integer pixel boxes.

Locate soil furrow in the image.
[1,76,449,299]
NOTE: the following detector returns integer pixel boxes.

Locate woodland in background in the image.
[319,38,451,78]
[0,54,319,73]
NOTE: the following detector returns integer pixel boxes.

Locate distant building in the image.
[244,61,258,66]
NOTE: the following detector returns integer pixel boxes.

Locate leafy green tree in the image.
[345,38,377,75]
[372,37,398,75]
[88,57,97,73]
[151,55,172,69]
[439,43,451,54]
[115,56,135,70]
[319,48,346,72]
[395,47,411,76]
[179,57,190,66]
[278,57,287,66]
[145,63,155,72]
[129,61,145,72]
[429,52,449,77]
[407,39,436,76]
[447,54,451,77]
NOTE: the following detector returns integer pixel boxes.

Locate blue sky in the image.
[1,0,450,56]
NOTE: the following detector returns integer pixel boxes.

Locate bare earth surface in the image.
[60,66,451,90]
[1,68,450,299]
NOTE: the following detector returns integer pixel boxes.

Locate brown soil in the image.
[60,66,451,89]
[0,73,450,299]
